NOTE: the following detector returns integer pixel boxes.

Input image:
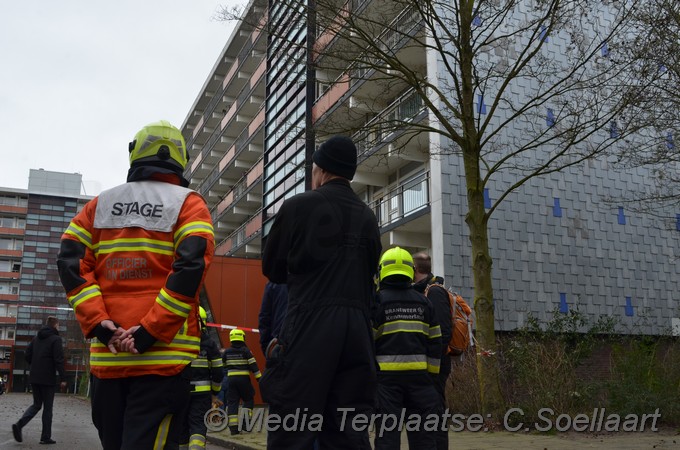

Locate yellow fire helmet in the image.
[379,246,415,282]
[229,328,246,342]
[199,306,207,329]
[128,120,189,170]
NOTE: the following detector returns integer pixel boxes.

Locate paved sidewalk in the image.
[207,417,680,450]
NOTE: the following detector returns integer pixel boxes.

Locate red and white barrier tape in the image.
[206,322,259,333]
[17,306,259,334]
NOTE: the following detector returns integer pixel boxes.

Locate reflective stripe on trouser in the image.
[179,391,211,447]
[91,369,190,450]
[188,433,206,449]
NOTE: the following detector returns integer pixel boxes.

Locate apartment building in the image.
[182,1,680,336]
[0,170,90,392]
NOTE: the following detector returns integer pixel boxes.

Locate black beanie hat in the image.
[312,136,358,180]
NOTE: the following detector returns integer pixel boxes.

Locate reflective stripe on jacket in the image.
[190,332,224,394]
[222,343,261,379]
[372,281,442,374]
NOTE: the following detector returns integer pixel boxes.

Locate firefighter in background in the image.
[372,247,442,450]
[222,328,261,435]
[57,120,215,449]
[180,307,224,450]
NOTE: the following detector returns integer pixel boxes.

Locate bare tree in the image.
[606,0,680,218]
[218,0,661,416]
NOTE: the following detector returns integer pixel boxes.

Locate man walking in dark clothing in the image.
[258,281,288,356]
[412,252,453,450]
[12,316,67,445]
[261,135,382,449]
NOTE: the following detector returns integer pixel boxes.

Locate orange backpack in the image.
[425,283,474,356]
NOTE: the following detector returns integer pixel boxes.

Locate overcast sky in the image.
[1,1,241,195]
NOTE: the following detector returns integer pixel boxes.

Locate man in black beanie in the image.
[262,135,382,449]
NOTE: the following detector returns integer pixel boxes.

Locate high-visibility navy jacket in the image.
[190,332,224,395]
[57,174,215,379]
[222,342,261,380]
[372,278,442,374]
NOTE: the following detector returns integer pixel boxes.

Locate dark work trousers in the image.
[17,383,56,441]
[226,376,255,433]
[408,357,451,450]
[180,392,211,449]
[260,304,377,450]
[91,368,190,450]
[375,373,439,450]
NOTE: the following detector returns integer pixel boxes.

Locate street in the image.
[0,392,231,449]
[0,393,101,449]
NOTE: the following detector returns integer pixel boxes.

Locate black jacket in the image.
[223,342,262,380]
[262,179,381,311]
[373,278,442,375]
[25,326,65,385]
[258,282,288,355]
[189,332,224,395]
[413,274,453,360]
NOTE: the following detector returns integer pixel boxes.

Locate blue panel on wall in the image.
[553,197,562,217]
[601,41,609,57]
[676,214,680,231]
[540,25,549,42]
[625,296,634,317]
[618,207,626,225]
[483,188,491,208]
[472,15,482,27]
[610,121,619,138]
[667,133,674,150]
[546,108,555,127]
[477,94,487,114]
[559,293,568,313]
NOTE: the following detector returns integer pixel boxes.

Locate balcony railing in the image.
[353,87,425,156]
[348,5,422,86]
[368,171,429,228]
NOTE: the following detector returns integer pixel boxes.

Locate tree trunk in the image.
[464,159,504,418]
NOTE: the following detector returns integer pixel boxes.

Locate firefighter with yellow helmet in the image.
[57,120,215,449]
[222,328,261,434]
[372,247,441,450]
[179,306,224,449]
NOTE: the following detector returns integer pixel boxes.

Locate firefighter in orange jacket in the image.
[180,307,224,449]
[57,120,215,450]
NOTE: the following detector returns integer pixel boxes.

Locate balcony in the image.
[354,87,426,160]
[369,171,430,229]
[216,209,263,258]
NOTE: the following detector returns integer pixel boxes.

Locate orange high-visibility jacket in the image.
[57,180,215,379]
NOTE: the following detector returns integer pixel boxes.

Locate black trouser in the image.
[432,358,451,450]
[260,304,376,450]
[226,376,255,433]
[375,373,439,450]
[180,391,211,448]
[17,383,56,441]
[91,368,190,450]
